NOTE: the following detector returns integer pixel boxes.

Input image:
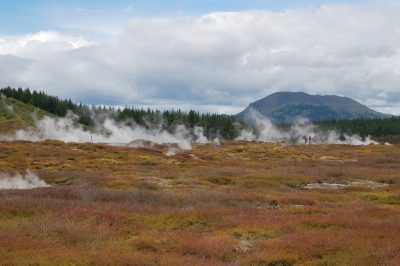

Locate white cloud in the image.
[0,31,95,56]
[0,4,400,114]
[374,106,400,115]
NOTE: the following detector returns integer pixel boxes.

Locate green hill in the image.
[0,96,53,134]
[237,92,390,123]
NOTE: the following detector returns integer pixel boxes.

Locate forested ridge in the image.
[0,87,242,140]
[1,87,399,143]
[316,118,400,144]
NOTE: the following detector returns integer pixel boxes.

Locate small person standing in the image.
[308,136,312,144]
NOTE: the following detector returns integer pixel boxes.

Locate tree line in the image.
[315,118,400,144]
[0,87,243,140]
[1,87,399,143]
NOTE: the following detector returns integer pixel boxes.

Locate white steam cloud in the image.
[237,109,377,145]
[0,115,212,150]
[193,126,209,144]
[0,171,50,190]
[0,108,376,147]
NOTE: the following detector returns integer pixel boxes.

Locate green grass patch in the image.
[133,214,210,232]
[207,177,235,185]
[362,192,400,205]
[301,221,345,231]
[228,226,279,240]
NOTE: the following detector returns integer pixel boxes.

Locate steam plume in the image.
[0,115,210,149]
[0,107,377,147]
[237,109,377,145]
[0,171,50,190]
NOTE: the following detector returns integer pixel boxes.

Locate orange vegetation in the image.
[0,140,399,265]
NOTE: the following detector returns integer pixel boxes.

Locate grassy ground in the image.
[0,97,52,134]
[0,140,399,265]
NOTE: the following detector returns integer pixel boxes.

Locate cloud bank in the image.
[0,4,400,114]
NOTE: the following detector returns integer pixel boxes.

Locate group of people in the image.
[302,135,313,144]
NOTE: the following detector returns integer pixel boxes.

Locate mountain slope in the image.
[237,92,390,123]
[0,96,54,134]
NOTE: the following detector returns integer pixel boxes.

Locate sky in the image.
[0,0,400,114]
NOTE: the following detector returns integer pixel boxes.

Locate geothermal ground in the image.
[0,140,399,265]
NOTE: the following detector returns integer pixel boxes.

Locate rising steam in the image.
[237,109,377,145]
[0,115,209,149]
[0,171,50,190]
[0,107,377,147]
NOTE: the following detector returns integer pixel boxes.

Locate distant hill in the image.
[0,96,53,134]
[1,89,397,143]
[237,92,390,123]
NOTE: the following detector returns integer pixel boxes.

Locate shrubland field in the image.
[0,140,399,265]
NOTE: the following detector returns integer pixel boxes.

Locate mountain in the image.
[0,96,53,134]
[237,92,390,123]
